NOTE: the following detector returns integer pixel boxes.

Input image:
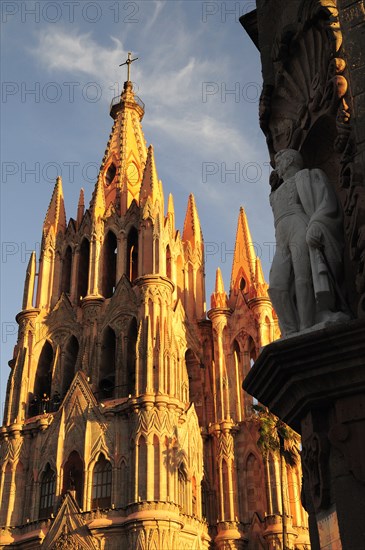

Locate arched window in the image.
[142,220,153,274]
[61,246,72,295]
[62,336,79,396]
[178,460,188,513]
[126,318,137,396]
[185,349,202,415]
[176,255,184,302]
[166,245,172,279]
[154,235,160,273]
[77,238,90,303]
[249,338,257,365]
[32,341,54,414]
[127,227,138,282]
[62,451,84,507]
[233,340,240,370]
[243,337,257,378]
[233,340,242,420]
[39,464,56,518]
[99,327,116,399]
[92,454,112,509]
[105,163,116,186]
[239,277,246,291]
[246,338,258,406]
[102,231,117,298]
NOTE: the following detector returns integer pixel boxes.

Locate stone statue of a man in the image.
[269,149,349,337]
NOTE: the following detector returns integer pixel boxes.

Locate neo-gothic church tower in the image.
[0,77,310,549]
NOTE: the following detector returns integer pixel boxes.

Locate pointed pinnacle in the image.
[167,193,175,216]
[211,267,228,309]
[230,206,256,291]
[140,144,159,205]
[77,188,85,227]
[182,194,203,247]
[255,257,266,286]
[22,251,36,310]
[215,267,226,294]
[43,176,67,236]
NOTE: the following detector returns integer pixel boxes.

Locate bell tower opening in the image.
[126,318,137,396]
[62,336,79,396]
[105,163,117,187]
[62,451,84,507]
[99,326,116,400]
[102,231,117,298]
[61,246,72,295]
[31,341,54,415]
[127,227,138,282]
[77,238,90,303]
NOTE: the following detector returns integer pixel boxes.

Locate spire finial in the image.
[119,51,139,82]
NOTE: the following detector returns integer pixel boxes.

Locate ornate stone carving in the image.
[301,432,330,512]
[109,314,134,334]
[51,529,84,550]
[137,278,173,305]
[217,430,234,461]
[129,405,176,437]
[258,0,365,316]
[260,1,347,156]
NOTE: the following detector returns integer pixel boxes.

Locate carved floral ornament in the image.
[260,0,349,158]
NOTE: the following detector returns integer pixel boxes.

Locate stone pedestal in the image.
[243,319,365,549]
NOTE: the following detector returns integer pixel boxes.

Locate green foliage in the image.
[251,404,300,467]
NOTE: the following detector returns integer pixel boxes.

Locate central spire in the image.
[97,54,147,214]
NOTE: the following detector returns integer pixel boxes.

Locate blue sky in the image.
[1,0,275,412]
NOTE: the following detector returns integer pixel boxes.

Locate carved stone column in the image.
[244,318,365,549]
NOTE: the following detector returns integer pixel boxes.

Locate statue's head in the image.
[275,149,304,179]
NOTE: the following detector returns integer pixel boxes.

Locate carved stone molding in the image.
[136,276,174,304]
[129,404,177,438]
[81,296,104,325]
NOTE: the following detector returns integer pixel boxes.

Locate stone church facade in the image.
[0,80,310,549]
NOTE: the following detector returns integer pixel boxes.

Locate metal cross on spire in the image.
[119,51,139,82]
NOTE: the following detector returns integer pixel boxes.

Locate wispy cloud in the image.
[146,0,167,30]
[145,113,257,160]
[30,29,125,83]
